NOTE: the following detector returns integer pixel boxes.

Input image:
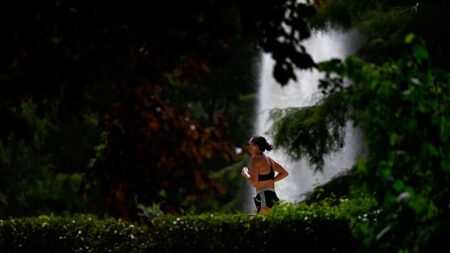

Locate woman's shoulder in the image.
[250,155,265,163]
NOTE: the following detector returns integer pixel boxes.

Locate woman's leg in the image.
[253,195,261,213]
[259,190,279,213]
[258,190,270,213]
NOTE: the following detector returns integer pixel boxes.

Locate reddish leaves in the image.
[83,84,236,219]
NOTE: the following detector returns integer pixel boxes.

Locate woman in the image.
[241,136,289,213]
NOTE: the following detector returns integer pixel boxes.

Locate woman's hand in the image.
[241,167,249,178]
[242,164,257,186]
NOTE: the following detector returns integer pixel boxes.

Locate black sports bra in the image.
[258,155,275,181]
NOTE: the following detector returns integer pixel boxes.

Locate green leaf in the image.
[393,180,404,192]
[389,133,398,146]
[41,221,49,228]
[404,34,415,44]
[0,192,7,206]
[413,44,429,62]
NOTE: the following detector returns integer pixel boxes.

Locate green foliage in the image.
[1,198,376,252]
[152,210,354,252]
[17,173,89,216]
[312,0,450,69]
[209,158,248,213]
[0,101,93,218]
[137,203,164,222]
[222,93,258,149]
[0,138,53,217]
[0,215,153,253]
[310,0,361,29]
[303,170,354,205]
[269,92,348,171]
[0,0,322,220]
[21,101,100,174]
[133,154,249,216]
[319,36,450,252]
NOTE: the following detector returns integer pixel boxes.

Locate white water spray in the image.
[244,29,363,213]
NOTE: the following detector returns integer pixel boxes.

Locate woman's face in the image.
[247,141,259,156]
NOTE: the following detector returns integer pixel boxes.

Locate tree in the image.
[0,0,316,111]
[261,1,450,251]
[270,92,348,171]
[0,101,90,218]
[1,0,319,219]
[318,35,450,252]
[82,85,238,218]
[311,0,450,69]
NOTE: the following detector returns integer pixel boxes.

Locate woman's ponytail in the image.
[249,135,273,152]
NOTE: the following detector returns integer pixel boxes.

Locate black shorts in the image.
[253,189,279,212]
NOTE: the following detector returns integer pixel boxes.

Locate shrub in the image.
[0,199,374,252]
[0,215,153,253]
[319,35,450,252]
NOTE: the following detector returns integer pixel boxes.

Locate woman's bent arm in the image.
[271,158,289,182]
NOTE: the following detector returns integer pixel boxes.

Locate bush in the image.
[0,215,153,253]
[319,35,450,252]
[0,199,374,252]
[152,213,353,252]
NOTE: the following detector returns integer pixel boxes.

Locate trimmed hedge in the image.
[152,213,355,252]
[1,201,369,252]
[0,215,153,253]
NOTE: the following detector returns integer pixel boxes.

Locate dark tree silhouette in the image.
[0,0,316,219]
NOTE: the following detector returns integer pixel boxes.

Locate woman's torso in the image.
[253,155,275,191]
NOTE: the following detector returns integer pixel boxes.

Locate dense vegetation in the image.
[0,0,316,219]
[1,0,449,252]
[320,37,449,252]
[1,197,375,252]
[270,0,450,251]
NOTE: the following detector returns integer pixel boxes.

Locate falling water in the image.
[244,28,363,213]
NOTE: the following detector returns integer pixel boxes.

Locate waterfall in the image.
[244,28,363,213]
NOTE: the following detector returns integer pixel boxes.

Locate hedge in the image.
[0,201,370,253]
[0,215,153,253]
[152,214,355,252]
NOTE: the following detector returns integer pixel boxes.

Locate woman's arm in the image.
[271,158,289,182]
[242,158,258,186]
